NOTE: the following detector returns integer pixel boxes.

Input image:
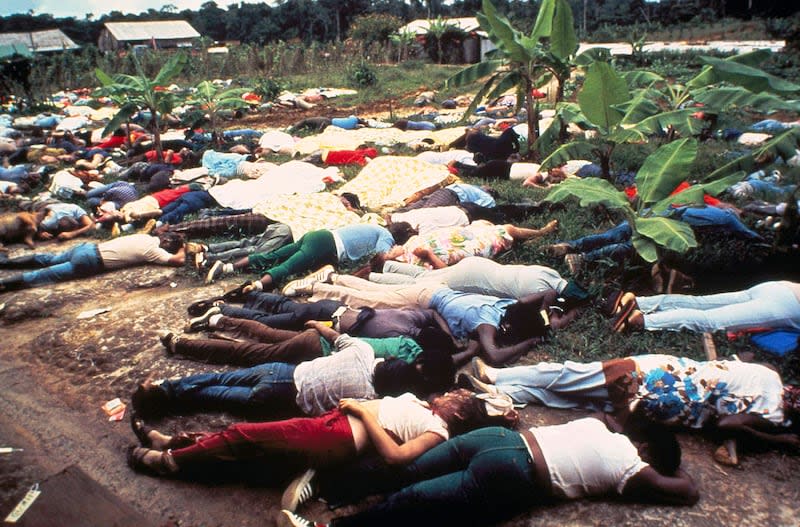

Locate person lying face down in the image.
[280,413,699,527]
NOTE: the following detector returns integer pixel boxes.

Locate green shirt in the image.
[319,336,422,363]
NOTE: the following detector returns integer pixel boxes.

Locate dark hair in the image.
[56,216,79,233]
[340,192,362,212]
[626,407,682,475]
[431,388,517,436]
[373,358,421,397]
[157,231,185,254]
[387,221,417,245]
[392,119,409,131]
[499,302,549,341]
[131,382,169,419]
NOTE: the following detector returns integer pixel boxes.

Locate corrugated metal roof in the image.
[0,29,79,53]
[0,43,34,61]
[104,21,200,41]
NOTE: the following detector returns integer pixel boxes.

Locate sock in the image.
[223,263,234,273]
[208,314,223,328]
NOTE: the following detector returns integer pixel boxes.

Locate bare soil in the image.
[1,248,798,527]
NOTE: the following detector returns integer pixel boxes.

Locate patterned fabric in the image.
[397,220,513,267]
[291,127,466,156]
[253,192,367,240]
[166,213,273,239]
[633,356,785,428]
[337,156,458,213]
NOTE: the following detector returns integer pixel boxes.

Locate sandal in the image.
[222,282,254,303]
[614,308,643,333]
[130,412,154,448]
[612,299,637,332]
[126,445,178,476]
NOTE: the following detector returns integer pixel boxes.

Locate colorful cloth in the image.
[253,192,363,240]
[398,220,513,268]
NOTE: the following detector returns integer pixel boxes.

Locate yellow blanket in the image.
[252,192,362,239]
[291,127,466,156]
[337,156,458,213]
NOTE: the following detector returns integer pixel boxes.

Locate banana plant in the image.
[445,0,578,160]
[545,138,745,262]
[185,80,250,146]
[94,52,187,163]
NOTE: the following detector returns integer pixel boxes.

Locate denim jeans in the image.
[0,165,29,183]
[668,206,760,240]
[494,360,609,408]
[332,427,539,527]
[21,243,103,286]
[567,221,633,263]
[221,293,342,330]
[159,362,298,414]
[205,223,292,264]
[638,281,800,332]
[160,191,216,224]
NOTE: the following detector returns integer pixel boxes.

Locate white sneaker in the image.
[281,468,316,512]
[277,509,323,527]
[282,265,334,297]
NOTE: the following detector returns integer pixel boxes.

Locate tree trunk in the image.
[151,108,164,163]
[525,78,541,162]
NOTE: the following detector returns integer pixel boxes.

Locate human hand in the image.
[242,281,262,294]
[338,398,365,416]
[39,231,53,241]
[57,232,73,241]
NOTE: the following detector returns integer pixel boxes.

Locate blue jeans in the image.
[205,223,292,264]
[0,165,30,183]
[160,190,216,224]
[21,243,103,286]
[332,427,539,527]
[638,281,800,332]
[494,360,609,409]
[669,206,761,240]
[220,293,342,330]
[567,221,633,263]
[159,362,298,413]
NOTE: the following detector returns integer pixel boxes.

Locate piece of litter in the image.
[77,307,111,319]
[5,483,40,523]
[101,397,127,421]
[0,447,23,454]
[170,282,177,288]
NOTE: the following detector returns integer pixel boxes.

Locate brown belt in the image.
[519,429,553,498]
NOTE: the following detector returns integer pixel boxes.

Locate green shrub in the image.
[252,77,283,101]
[347,62,378,88]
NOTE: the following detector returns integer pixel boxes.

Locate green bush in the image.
[347,62,378,88]
[349,13,403,47]
[252,77,283,101]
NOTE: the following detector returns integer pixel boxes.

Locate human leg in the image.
[251,230,337,285]
[19,243,102,286]
[493,360,610,408]
[159,363,298,413]
[171,330,322,366]
[328,427,537,527]
[309,282,433,310]
[568,221,632,253]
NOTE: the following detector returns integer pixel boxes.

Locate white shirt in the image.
[391,206,470,235]
[532,418,648,499]
[98,234,174,270]
[378,393,448,443]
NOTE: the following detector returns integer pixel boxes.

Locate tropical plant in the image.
[185,80,249,145]
[94,52,187,162]
[545,138,744,263]
[445,0,578,160]
[425,17,460,64]
[389,29,417,62]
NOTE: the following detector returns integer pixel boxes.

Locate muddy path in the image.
[0,250,798,527]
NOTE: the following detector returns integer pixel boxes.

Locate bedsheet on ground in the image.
[291,126,466,155]
[252,192,365,239]
[208,160,333,209]
[337,156,458,213]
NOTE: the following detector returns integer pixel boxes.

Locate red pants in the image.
[170,409,356,468]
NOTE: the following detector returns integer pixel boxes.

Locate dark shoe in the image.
[185,306,221,333]
[187,297,225,317]
[281,468,316,512]
[600,290,628,318]
[205,260,226,284]
[130,380,170,420]
[126,445,178,476]
[130,411,154,448]
[277,510,321,527]
[222,282,254,303]
[159,331,178,355]
[0,274,26,293]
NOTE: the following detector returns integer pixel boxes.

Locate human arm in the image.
[476,324,539,366]
[338,398,445,464]
[305,320,341,343]
[57,215,95,241]
[165,245,186,266]
[622,467,699,506]
[412,247,448,269]
[716,413,800,449]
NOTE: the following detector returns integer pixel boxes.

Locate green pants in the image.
[247,229,337,285]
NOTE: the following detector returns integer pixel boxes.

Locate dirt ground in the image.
[0,241,799,527]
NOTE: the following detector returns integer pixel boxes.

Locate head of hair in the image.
[15,182,30,194]
[157,231,185,254]
[340,192,362,212]
[499,302,549,341]
[392,119,409,131]
[373,358,422,397]
[430,388,518,436]
[131,382,169,419]
[625,406,682,475]
[56,216,79,233]
[387,221,417,245]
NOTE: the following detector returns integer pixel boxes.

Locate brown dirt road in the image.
[1,253,798,527]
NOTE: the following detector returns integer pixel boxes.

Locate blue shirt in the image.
[429,288,515,339]
[331,116,360,130]
[40,203,88,231]
[334,224,394,262]
[446,183,496,208]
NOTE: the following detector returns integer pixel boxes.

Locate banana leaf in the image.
[578,61,630,132]
[544,177,632,212]
[635,138,698,207]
